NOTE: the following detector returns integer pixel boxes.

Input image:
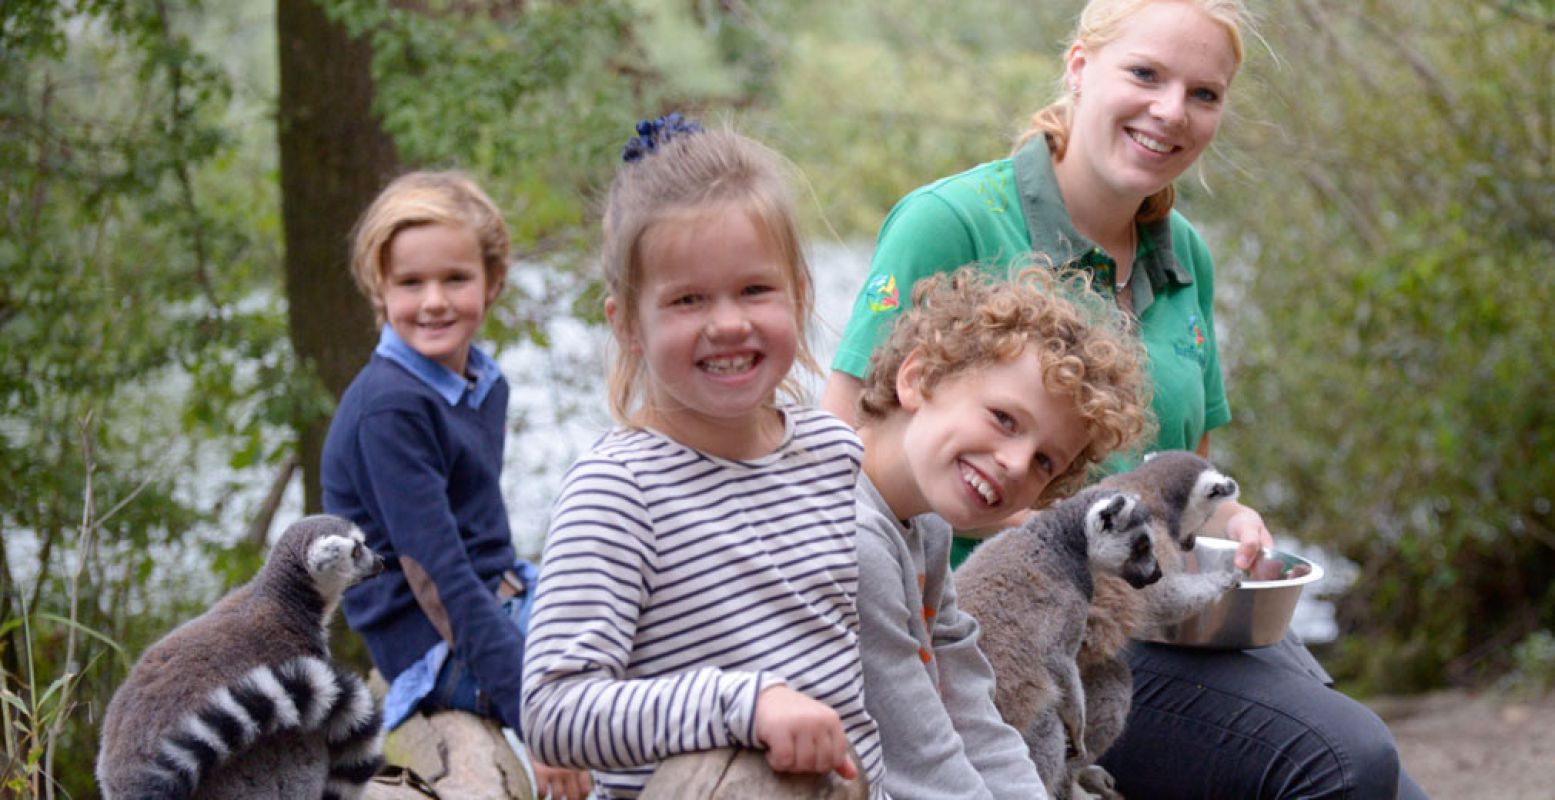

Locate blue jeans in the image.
[1097,635,1428,799]
[418,591,528,724]
[422,645,501,719]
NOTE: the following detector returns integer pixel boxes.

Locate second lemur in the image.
[1071,451,1243,798]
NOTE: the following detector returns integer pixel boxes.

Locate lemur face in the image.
[1178,469,1239,551]
[306,524,384,598]
[1084,491,1162,589]
[1118,451,1242,552]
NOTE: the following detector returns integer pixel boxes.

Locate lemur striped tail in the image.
[140,656,384,800]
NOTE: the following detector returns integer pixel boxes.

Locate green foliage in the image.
[325,0,634,199]
[2,1,305,793]
[2,608,130,797]
[1501,630,1555,694]
[1205,0,1555,692]
[318,0,659,339]
[756,1,1069,237]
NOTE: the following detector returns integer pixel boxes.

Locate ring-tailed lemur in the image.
[96,514,386,800]
[1071,451,1244,799]
[956,488,1160,799]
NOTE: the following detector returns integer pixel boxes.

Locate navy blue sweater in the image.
[322,353,524,729]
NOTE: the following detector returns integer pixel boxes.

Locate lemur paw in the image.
[1077,765,1125,800]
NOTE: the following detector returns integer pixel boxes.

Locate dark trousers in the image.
[1097,635,1428,799]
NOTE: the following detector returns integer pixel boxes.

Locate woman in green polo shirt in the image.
[824,1,1425,797]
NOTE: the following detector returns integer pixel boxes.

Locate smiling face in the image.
[1060,0,1239,207]
[612,207,799,456]
[379,222,501,376]
[890,348,1092,529]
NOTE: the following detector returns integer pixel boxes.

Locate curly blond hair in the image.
[859,265,1154,506]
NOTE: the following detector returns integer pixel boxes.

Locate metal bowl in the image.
[1137,537,1325,650]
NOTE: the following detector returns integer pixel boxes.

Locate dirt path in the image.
[1369,688,1555,799]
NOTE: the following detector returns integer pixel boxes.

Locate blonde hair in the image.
[349,170,510,325]
[1014,0,1251,223]
[859,265,1154,506]
[601,125,817,427]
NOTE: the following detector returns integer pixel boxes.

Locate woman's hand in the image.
[1217,500,1274,571]
[532,761,592,800]
[1195,436,1274,571]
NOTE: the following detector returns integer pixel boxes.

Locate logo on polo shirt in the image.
[1174,313,1208,365]
[975,173,1011,213]
[865,274,900,313]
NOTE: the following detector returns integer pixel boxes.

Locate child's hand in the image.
[532,760,592,800]
[753,685,859,780]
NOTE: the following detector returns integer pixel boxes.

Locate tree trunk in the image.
[276,0,401,512]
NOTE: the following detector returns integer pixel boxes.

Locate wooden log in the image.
[365,776,441,800]
[382,710,534,800]
[640,747,868,800]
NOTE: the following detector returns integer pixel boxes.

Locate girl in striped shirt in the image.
[521,116,885,798]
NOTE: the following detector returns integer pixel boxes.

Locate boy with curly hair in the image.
[852,265,1152,799]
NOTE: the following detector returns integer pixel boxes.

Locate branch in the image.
[1296,0,1382,95]
[23,522,57,620]
[41,412,98,800]
[1494,1,1555,31]
[0,523,19,691]
[1299,163,1385,252]
[1347,6,1467,139]
[246,453,299,547]
[92,468,160,531]
[1444,606,1541,685]
[27,77,56,248]
[151,0,222,317]
[1520,511,1555,554]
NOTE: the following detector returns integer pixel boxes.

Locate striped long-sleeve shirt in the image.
[521,407,887,798]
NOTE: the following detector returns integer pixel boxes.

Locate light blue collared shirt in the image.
[375,325,502,409]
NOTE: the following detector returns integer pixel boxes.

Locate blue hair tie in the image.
[621,113,704,163]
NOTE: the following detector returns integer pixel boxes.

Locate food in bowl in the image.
[1137,537,1325,649]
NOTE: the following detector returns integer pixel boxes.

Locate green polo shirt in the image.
[834,140,1231,564]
